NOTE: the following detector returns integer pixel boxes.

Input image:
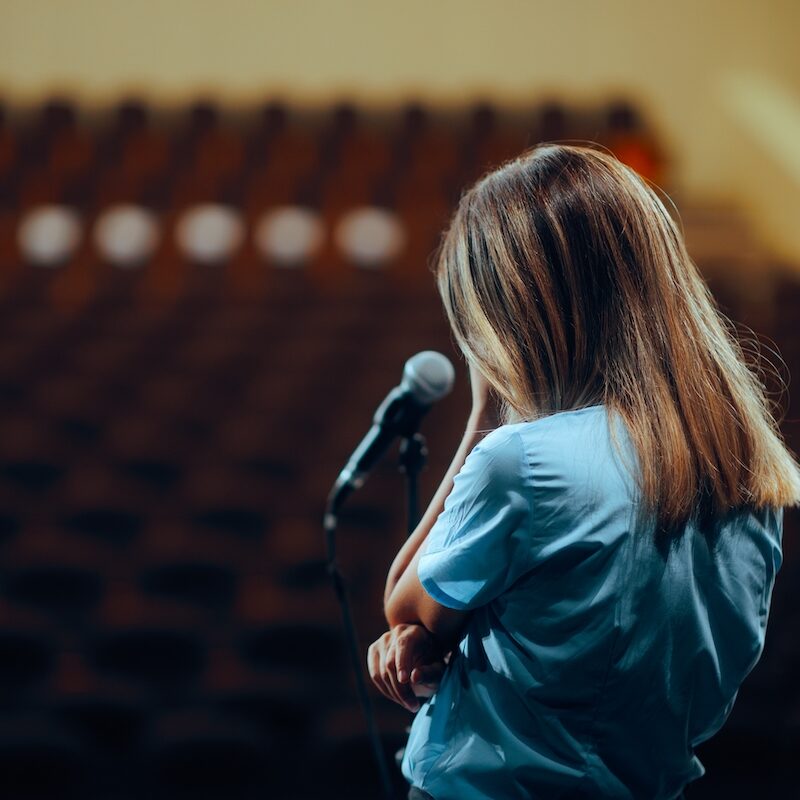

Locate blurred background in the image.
[0,1,797,798]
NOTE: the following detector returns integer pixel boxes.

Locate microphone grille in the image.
[402,351,455,405]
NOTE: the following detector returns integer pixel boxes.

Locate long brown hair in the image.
[434,142,800,536]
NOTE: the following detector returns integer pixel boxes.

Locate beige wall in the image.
[1,0,798,263]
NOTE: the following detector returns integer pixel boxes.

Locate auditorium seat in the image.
[190,504,269,540]
[0,716,91,799]
[87,626,207,689]
[122,130,173,188]
[0,512,21,545]
[115,456,183,493]
[211,686,317,748]
[49,128,94,184]
[38,98,78,137]
[0,628,56,693]
[315,728,411,799]
[139,559,238,611]
[59,506,145,546]
[50,688,149,754]
[0,563,104,619]
[0,457,65,494]
[238,622,344,677]
[193,128,246,184]
[146,711,268,800]
[0,122,16,179]
[275,555,329,592]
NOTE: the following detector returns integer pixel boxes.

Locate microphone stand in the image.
[394,432,429,773]
[324,350,453,800]
[323,432,428,800]
[324,429,428,800]
[398,432,428,533]
[324,515,396,800]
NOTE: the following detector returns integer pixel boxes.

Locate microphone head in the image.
[401,351,455,405]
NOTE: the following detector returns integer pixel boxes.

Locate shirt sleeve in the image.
[417,426,535,611]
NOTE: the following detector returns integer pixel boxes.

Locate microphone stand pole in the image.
[394,431,429,772]
[398,432,428,534]
[324,510,396,800]
[324,429,428,800]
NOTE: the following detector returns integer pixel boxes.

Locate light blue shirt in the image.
[402,404,783,800]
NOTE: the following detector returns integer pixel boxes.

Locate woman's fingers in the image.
[367,637,392,702]
[380,640,412,709]
[394,626,421,684]
[369,634,402,707]
[394,624,440,680]
[369,626,447,711]
[386,659,420,711]
[395,627,440,709]
[410,661,445,686]
[367,633,418,711]
[410,664,444,699]
[384,636,420,711]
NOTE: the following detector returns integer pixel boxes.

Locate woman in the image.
[367,143,800,799]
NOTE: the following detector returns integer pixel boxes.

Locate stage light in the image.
[93,205,160,267]
[334,206,406,268]
[254,205,325,267]
[175,204,245,264]
[18,205,82,267]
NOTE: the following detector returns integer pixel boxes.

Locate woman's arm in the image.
[383,367,499,626]
[370,365,503,708]
[382,406,498,608]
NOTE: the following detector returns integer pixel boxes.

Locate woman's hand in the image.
[367,623,448,712]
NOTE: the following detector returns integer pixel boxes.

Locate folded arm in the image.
[369,366,501,708]
[383,399,500,647]
[384,542,469,652]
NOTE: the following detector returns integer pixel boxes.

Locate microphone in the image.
[327,350,455,516]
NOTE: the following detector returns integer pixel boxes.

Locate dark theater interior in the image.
[0,3,797,799]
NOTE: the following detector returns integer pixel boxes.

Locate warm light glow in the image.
[718,72,800,185]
